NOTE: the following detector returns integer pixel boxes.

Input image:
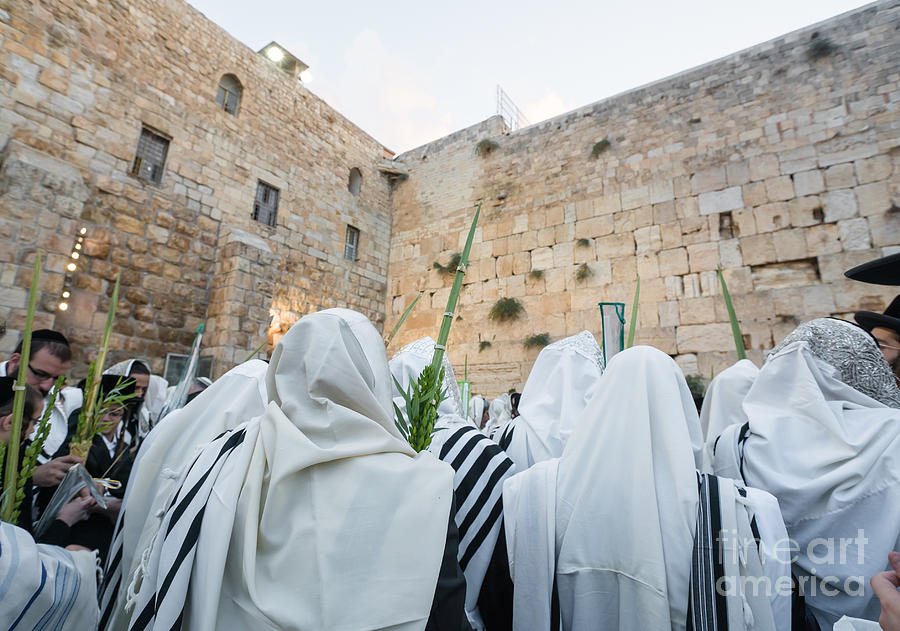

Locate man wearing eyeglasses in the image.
[855,296,900,381]
[0,329,84,491]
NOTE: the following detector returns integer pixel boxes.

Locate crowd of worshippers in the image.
[2,253,900,631]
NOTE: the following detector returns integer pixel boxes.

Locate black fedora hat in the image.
[845,252,900,285]
[855,295,900,335]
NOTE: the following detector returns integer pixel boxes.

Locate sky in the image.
[186,0,871,153]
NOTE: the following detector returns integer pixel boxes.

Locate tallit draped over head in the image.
[500,331,605,469]
[390,337,512,630]
[104,359,167,436]
[700,359,759,472]
[469,395,485,425]
[740,318,900,627]
[484,394,512,438]
[128,309,453,631]
[100,360,269,631]
[556,346,702,630]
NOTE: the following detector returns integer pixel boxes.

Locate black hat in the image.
[845,252,900,286]
[855,295,900,336]
[32,329,70,345]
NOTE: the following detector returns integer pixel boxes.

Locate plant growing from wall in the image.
[529,269,544,280]
[576,238,591,248]
[433,253,461,277]
[475,138,500,156]
[807,34,837,60]
[524,333,551,349]
[479,340,492,352]
[590,139,610,159]
[575,262,593,282]
[489,297,525,323]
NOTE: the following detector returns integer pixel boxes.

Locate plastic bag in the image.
[33,463,107,538]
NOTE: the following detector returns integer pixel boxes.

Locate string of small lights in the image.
[59,226,87,312]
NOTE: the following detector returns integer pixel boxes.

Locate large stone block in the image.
[792,170,824,196]
[822,190,858,222]
[838,218,872,251]
[687,242,719,273]
[676,323,736,353]
[699,187,743,215]
[739,234,776,266]
[855,182,891,217]
[691,167,727,195]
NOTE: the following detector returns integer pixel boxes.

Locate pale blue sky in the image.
[187,0,870,153]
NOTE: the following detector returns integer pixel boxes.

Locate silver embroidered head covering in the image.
[542,330,605,372]
[390,336,464,418]
[770,318,900,408]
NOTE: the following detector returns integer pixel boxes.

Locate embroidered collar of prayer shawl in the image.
[501,330,605,469]
[99,360,269,631]
[1,521,100,629]
[769,318,900,408]
[126,309,452,631]
[738,318,900,625]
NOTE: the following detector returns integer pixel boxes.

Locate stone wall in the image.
[0,0,393,376]
[386,1,900,397]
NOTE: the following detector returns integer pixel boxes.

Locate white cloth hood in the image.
[504,330,605,468]
[700,359,758,472]
[127,309,454,631]
[556,346,703,629]
[105,358,168,434]
[741,318,900,625]
[101,359,269,631]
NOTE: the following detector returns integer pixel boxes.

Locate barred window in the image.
[130,127,170,184]
[344,225,360,261]
[216,74,243,115]
[253,181,279,227]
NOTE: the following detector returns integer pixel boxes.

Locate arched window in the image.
[348,167,362,196]
[216,74,243,115]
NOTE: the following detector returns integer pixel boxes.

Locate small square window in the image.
[253,181,279,227]
[130,127,170,184]
[344,225,360,261]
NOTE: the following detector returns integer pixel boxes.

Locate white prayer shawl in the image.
[701,360,758,473]
[100,360,269,631]
[105,359,168,437]
[390,337,513,630]
[502,347,784,631]
[0,520,99,629]
[484,394,512,438]
[738,318,900,628]
[469,395,485,426]
[500,331,605,471]
[129,309,453,631]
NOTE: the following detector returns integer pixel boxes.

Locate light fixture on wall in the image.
[257,42,309,81]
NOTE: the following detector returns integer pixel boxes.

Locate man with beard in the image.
[0,329,84,498]
[104,359,166,439]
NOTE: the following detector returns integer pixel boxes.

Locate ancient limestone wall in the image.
[387,1,900,397]
[0,0,392,376]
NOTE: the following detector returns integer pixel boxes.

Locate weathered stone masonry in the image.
[0,0,394,376]
[386,1,900,396]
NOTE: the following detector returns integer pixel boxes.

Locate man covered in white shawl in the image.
[100,359,269,631]
[498,331,605,471]
[391,337,516,630]
[104,359,167,439]
[713,318,900,629]
[125,310,455,631]
[503,346,789,631]
[484,395,512,439]
[700,359,759,473]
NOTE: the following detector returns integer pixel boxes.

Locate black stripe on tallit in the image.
[130,497,208,631]
[688,473,720,631]
[439,426,471,460]
[708,476,728,631]
[454,442,497,504]
[165,429,245,536]
[459,494,503,571]
[457,457,513,538]
[498,424,514,451]
[449,433,481,471]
